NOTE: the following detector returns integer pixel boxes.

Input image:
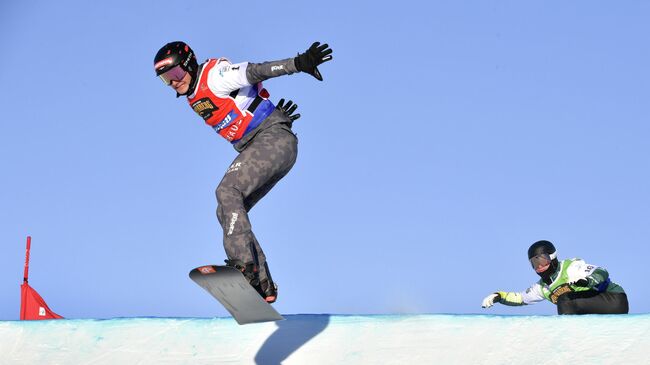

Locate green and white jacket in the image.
[498,258,625,306]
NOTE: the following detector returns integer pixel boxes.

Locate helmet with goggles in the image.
[154,41,199,93]
[528,240,559,280]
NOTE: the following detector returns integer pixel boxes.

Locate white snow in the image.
[1,314,649,364]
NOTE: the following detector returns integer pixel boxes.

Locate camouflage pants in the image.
[216,124,298,282]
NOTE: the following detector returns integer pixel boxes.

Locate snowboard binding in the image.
[224,259,278,303]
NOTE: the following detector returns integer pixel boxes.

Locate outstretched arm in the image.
[482,283,545,308]
[482,292,526,308]
[246,58,300,85]
[246,41,333,84]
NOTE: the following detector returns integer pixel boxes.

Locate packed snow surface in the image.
[1,314,649,364]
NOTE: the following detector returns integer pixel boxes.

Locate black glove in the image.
[276,98,300,123]
[572,279,589,287]
[294,42,333,81]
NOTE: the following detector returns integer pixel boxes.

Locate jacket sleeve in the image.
[207,60,254,95]
[498,283,546,306]
[589,267,610,285]
[496,291,525,306]
[245,58,299,84]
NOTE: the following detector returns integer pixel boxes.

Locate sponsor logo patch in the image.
[227,162,242,174]
[550,284,573,304]
[213,110,239,132]
[198,266,217,274]
[227,212,239,235]
[223,119,244,141]
[191,98,219,121]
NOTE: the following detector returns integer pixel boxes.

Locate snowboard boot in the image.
[257,261,278,303]
[258,279,278,304]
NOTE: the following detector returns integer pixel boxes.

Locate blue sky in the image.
[1,1,649,319]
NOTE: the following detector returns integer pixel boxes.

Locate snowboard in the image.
[189,265,284,325]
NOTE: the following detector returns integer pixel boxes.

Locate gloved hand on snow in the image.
[276,98,300,123]
[294,42,333,81]
[481,293,501,308]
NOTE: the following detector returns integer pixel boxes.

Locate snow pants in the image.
[556,291,629,315]
[216,123,298,283]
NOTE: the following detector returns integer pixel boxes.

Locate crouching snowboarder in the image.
[481,240,628,314]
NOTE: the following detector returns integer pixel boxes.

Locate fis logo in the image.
[219,64,239,77]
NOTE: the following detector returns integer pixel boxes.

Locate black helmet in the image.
[528,240,559,283]
[528,240,557,259]
[154,41,198,76]
[154,41,199,95]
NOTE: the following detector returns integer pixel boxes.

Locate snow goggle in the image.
[158,65,187,85]
[529,253,553,269]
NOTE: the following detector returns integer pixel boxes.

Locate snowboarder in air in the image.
[481,240,628,314]
[154,41,333,303]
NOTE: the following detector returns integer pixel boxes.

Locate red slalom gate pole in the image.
[20,236,32,320]
[24,236,31,284]
[20,236,63,320]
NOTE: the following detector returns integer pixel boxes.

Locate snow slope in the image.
[1,314,648,364]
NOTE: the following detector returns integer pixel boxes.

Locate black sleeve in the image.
[245,58,299,84]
